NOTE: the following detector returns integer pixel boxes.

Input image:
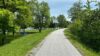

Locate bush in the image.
[79,10,100,51]
[69,10,100,51]
[0,9,14,45]
[69,19,83,37]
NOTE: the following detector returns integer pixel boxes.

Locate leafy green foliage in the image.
[79,10,100,51]
[16,5,33,29]
[0,9,14,33]
[68,0,100,52]
[64,29,100,56]
[69,19,83,36]
[57,15,69,28]
[0,9,14,28]
[0,9,14,44]
[68,1,82,21]
[49,16,58,28]
[0,0,51,45]
[40,1,50,28]
[33,1,51,32]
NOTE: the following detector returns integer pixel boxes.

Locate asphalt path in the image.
[29,29,82,56]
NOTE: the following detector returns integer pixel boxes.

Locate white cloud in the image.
[38,0,99,19]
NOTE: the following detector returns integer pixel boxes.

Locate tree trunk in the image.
[13,30,15,37]
[23,29,25,35]
[2,0,6,9]
[2,29,6,45]
[39,27,42,32]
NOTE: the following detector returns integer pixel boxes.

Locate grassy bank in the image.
[0,29,53,56]
[64,29,100,56]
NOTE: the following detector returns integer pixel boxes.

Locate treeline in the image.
[0,0,51,45]
[0,0,68,45]
[68,0,100,51]
[0,0,32,45]
[50,15,69,28]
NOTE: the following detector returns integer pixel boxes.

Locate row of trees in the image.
[0,0,69,45]
[0,0,51,45]
[50,15,69,28]
[0,0,31,44]
[68,0,100,51]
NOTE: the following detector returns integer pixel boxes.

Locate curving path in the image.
[30,29,82,56]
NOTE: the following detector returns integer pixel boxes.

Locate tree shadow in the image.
[25,32,38,34]
[0,31,38,46]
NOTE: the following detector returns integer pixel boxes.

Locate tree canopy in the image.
[68,0,100,51]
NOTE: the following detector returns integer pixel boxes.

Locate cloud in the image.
[48,0,76,17]
[38,0,99,19]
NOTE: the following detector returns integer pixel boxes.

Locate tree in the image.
[16,5,33,34]
[0,9,14,44]
[0,0,32,35]
[33,1,50,32]
[0,0,17,36]
[49,16,58,28]
[40,1,50,28]
[57,15,69,28]
[95,1,100,10]
[68,0,82,21]
[68,0,100,51]
[0,0,33,45]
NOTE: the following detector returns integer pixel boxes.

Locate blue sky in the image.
[39,0,76,17]
[39,0,99,20]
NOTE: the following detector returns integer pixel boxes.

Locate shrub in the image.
[79,10,100,51]
[69,19,83,37]
[0,9,14,45]
[69,10,100,51]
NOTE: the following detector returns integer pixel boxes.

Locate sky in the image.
[39,0,99,20]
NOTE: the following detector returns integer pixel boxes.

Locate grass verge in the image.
[0,29,53,56]
[64,29,100,56]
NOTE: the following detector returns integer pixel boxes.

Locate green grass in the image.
[64,29,100,56]
[0,29,53,56]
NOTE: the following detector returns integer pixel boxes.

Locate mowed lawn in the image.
[64,29,100,56]
[0,29,53,56]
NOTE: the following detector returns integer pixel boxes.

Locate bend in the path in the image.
[31,29,82,56]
